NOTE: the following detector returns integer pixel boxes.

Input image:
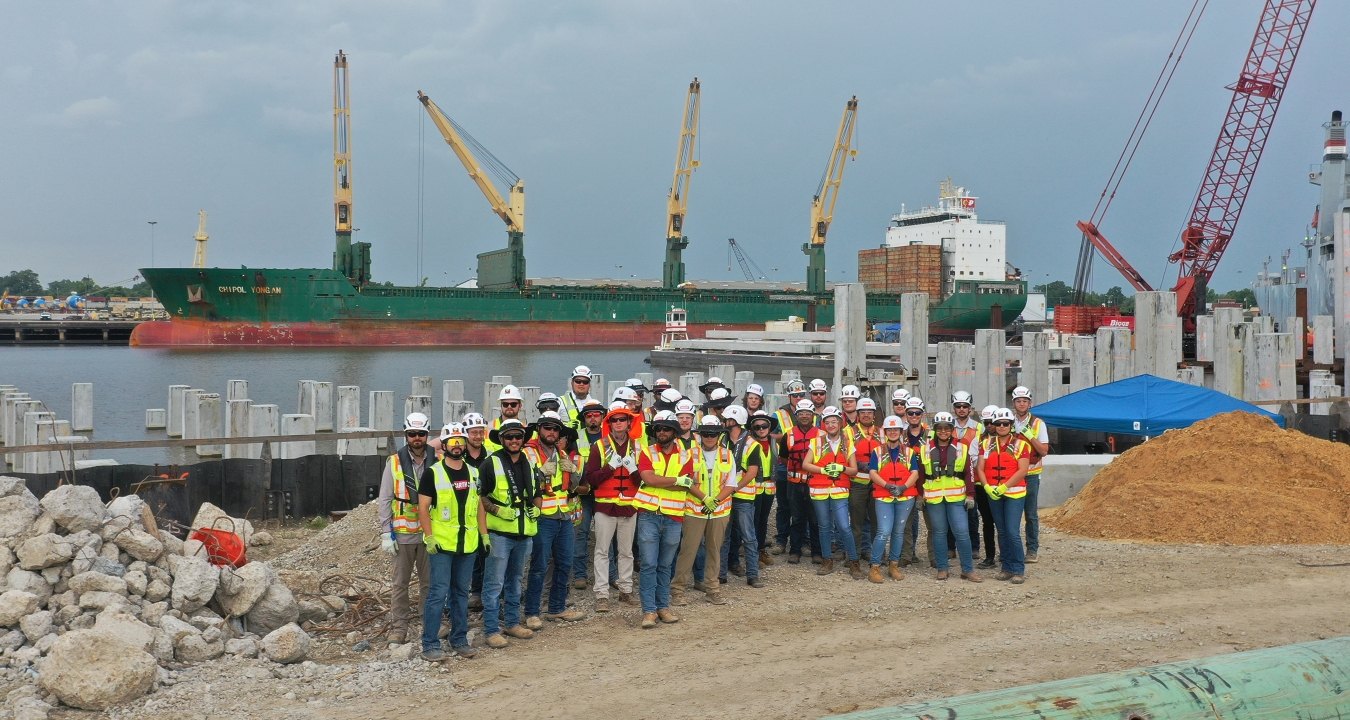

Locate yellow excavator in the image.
[804,96,858,293]
[663,77,701,289]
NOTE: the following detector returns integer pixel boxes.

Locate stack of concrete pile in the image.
[0,479,343,716]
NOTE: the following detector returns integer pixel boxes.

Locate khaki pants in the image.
[592,511,636,597]
[673,514,729,593]
[389,541,429,630]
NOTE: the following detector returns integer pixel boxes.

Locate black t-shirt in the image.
[478,449,533,502]
[417,461,471,508]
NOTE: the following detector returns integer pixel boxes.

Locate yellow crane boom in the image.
[331,50,369,285]
[663,77,701,289]
[417,90,524,234]
[192,210,208,268]
[803,95,858,293]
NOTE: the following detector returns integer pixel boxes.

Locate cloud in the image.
[59,96,119,126]
[262,105,328,133]
[2,66,33,84]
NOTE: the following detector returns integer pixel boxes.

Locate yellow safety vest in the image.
[523,443,573,516]
[919,441,970,504]
[687,445,734,517]
[387,451,424,534]
[632,444,690,516]
[735,437,774,499]
[483,454,539,536]
[426,460,482,554]
[1016,415,1047,475]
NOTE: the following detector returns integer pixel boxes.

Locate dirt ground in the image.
[98,525,1350,720]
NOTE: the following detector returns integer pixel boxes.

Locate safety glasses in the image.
[501,401,521,409]
[501,432,526,441]
[405,431,428,438]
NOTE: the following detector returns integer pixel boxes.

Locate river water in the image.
[1,346,652,465]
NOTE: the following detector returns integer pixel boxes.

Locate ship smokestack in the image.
[1334,110,1342,122]
[1325,110,1345,161]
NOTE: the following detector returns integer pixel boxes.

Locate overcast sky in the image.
[2,0,1344,294]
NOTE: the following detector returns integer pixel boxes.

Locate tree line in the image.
[0,269,153,298]
[1036,281,1256,313]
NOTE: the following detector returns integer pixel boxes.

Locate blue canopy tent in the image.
[1033,374,1285,436]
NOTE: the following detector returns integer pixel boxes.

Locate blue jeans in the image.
[572,497,593,581]
[481,532,531,636]
[871,499,911,564]
[637,512,682,613]
[990,494,1026,575]
[812,496,857,562]
[925,501,974,574]
[525,515,574,616]
[1024,473,1041,554]
[422,550,474,651]
[720,499,760,580]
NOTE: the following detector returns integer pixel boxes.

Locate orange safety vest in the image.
[523,441,574,516]
[871,445,918,502]
[805,434,853,500]
[980,436,1032,500]
[846,424,882,484]
[593,436,642,506]
[632,444,690,516]
[783,425,818,484]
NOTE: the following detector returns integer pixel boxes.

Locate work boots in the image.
[868,564,884,584]
[759,550,774,566]
[816,559,834,576]
[887,562,904,581]
[847,560,864,580]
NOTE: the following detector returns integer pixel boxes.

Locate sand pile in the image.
[1048,411,1350,545]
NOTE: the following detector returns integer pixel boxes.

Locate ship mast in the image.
[192,210,208,268]
[332,50,369,285]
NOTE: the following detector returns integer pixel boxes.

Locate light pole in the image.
[147,221,158,267]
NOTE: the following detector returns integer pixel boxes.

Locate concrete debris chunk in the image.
[38,628,156,710]
[260,623,310,664]
[244,580,299,634]
[0,590,40,626]
[16,534,75,570]
[38,485,107,533]
[167,554,219,612]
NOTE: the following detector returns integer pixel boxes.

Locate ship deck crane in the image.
[418,90,526,289]
[664,77,701,289]
[331,50,369,285]
[191,210,209,268]
[1072,0,1315,330]
[804,96,858,294]
[727,237,769,280]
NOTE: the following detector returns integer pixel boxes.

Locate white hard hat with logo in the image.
[820,405,844,421]
[461,412,488,429]
[499,385,523,402]
[857,398,877,412]
[1011,386,1032,400]
[951,390,973,405]
[571,365,593,380]
[808,379,828,392]
[722,405,748,426]
[675,399,698,416]
[839,385,861,399]
[881,415,905,430]
[403,413,431,432]
[980,405,999,421]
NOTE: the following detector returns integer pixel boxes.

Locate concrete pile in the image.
[0,479,343,716]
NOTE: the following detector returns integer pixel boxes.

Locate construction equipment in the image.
[664,77,701,289]
[803,96,858,294]
[191,210,209,269]
[726,238,768,281]
[417,90,526,289]
[1070,0,1316,333]
[331,50,370,285]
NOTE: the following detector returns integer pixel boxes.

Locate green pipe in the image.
[833,636,1350,719]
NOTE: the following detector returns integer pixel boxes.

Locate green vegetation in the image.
[0,269,152,297]
[1037,280,1256,312]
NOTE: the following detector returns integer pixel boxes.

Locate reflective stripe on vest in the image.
[388,452,423,534]
[920,441,970,503]
[846,425,882,484]
[1015,415,1046,475]
[806,435,852,499]
[633,444,690,516]
[735,438,773,499]
[687,445,734,517]
[872,446,918,502]
[594,437,641,506]
[428,461,481,553]
[484,454,539,536]
[981,436,1030,499]
[784,426,816,483]
[524,443,572,516]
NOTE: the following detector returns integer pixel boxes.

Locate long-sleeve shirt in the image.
[376,446,429,544]
[581,435,639,518]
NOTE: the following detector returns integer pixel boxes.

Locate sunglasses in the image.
[573,378,591,385]
[501,401,521,408]
[809,391,827,396]
[904,410,923,416]
[750,423,772,431]
[501,432,526,441]
[607,416,631,423]
[405,431,428,437]
[892,400,905,405]
[953,403,971,409]
[445,437,467,446]
[993,421,1012,427]
[698,432,721,438]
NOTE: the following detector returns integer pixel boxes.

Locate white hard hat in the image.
[1012,386,1032,400]
[706,376,724,386]
[625,378,648,391]
[891,388,911,402]
[951,390,973,405]
[650,410,681,430]
[660,388,684,404]
[881,415,905,430]
[571,365,593,380]
[904,397,925,411]
[820,405,843,421]
[439,422,466,441]
[808,378,828,392]
[499,384,523,402]
[613,386,639,402]
[461,412,487,429]
[608,400,629,413]
[537,392,561,408]
[839,385,861,399]
[403,412,431,432]
[993,408,1015,422]
[746,383,765,397]
[675,399,697,416]
[535,410,567,428]
[932,412,956,427]
[722,405,748,426]
[980,405,999,421]
[580,398,608,416]
[857,398,877,411]
[794,399,815,414]
[786,380,807,395]
[653,377,672,390]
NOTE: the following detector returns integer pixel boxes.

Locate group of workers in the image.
[376,365,1050,661]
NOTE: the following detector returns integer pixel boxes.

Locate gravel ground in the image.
[71,526,1350,720]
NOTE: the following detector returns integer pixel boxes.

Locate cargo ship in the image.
[130,55,1023,348]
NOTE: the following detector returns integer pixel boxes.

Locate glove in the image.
[608,453,624,469]
[541,459,558,477]
[492,504,519,521]
[525,505,541,519]
[674,475,693,489]
[381,535,397,556]
[888,483,902,498]
[424,537,440,555]
[479,534,492,553]
[964,497,976,510]
[701,495,718,513]
[823,463,842,478]
[622,456,639,472]
[559,456,577,473]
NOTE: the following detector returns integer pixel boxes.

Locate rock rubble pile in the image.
[0,479,343,717]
